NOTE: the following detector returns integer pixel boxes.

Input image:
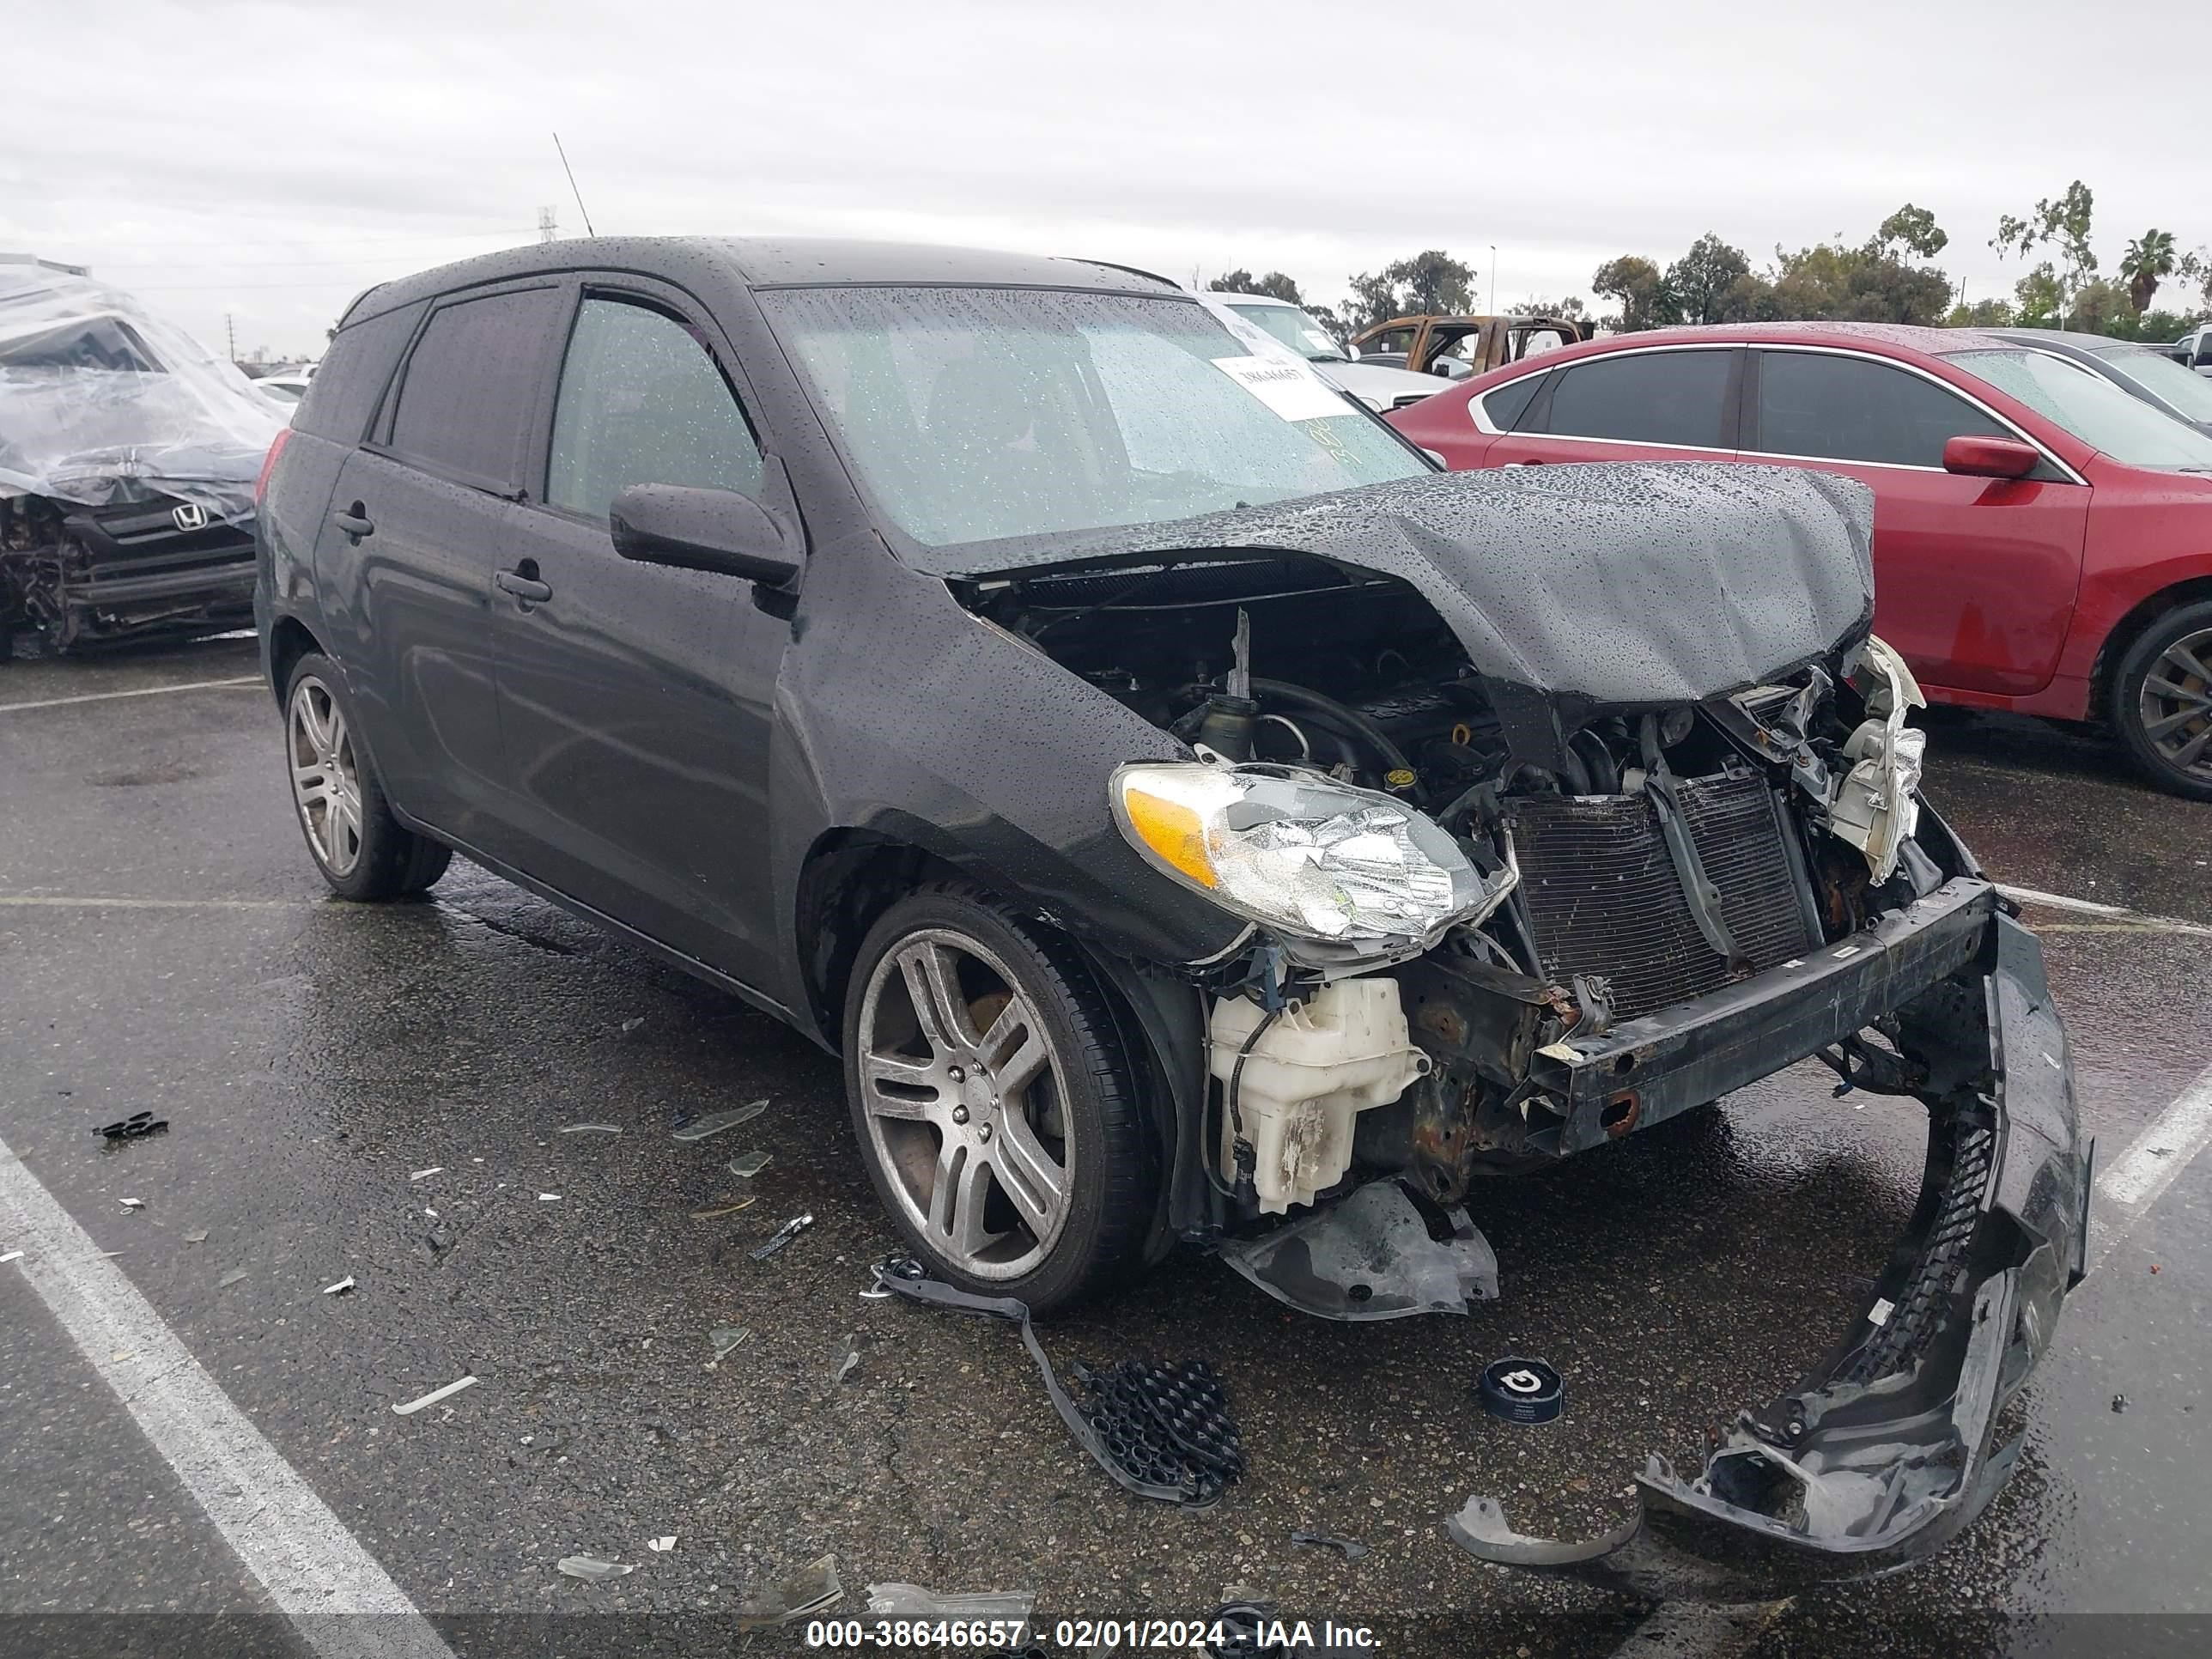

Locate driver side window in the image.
[546,296,763,522]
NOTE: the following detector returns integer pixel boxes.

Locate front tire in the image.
[2112,601,2212,801]
[283,653,452,899]
[842,884,1156,1313]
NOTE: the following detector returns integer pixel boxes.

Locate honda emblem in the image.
[172,502,210,532]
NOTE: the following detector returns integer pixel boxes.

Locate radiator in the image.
[1507,770,1816,1021]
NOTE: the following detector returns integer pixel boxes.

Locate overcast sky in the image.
[3,0,2202,358]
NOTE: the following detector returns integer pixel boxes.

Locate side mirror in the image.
[1344,342,1363,361]
[1942,434,2041,480]
[610,483,803,586]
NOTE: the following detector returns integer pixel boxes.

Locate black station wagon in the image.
[256,237,2086,1597]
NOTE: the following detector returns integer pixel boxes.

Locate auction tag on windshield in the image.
[1212,355,1345,422]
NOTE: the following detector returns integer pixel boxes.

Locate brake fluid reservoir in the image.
[1209,981,1428,1215]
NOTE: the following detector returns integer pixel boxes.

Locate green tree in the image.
[1946,297,2017,328]
[1875,204,1949,260]
[1338,250,1478,333]
[1768,236,1951,325]
[1993,181,2097,322]
[2063,277,2138,337]
[1590,255,1679,331]
[1209,269,1308,306]
[2012,262,2065,328]
[1666,234,1753,325]
[2118,230,2179,313]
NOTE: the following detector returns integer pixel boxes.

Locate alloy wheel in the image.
[855,927,1073,1280]
[288,678,364,876]
[2137,625,2212,782]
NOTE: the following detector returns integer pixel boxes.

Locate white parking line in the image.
[2098,1058,2212,1217]
[0,675,262,714]
[0,895,312,910]
[0,1133,455,1659]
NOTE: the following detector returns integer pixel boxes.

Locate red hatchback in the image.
[1389,322,2212,797]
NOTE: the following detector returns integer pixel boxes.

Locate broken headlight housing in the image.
[1112,763,1486,944]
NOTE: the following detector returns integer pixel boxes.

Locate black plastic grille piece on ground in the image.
[1073,1357,1247,1505]
[1509,769,1814,1020]
[871,1257,1243,1508]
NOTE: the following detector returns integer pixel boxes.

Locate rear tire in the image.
[842,883,1156,1313]
[2111,600,2212,801]
[283,653,452,899]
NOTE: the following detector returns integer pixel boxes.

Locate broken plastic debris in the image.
[647,1535,677,1553]
[2112,1393,2130,1414]
[751,1212,814,1260]
[182,1229,209,1244]
[864,1583,1036,1620]
[620,1017,645,1034]
[392,1375,478,1416]
[556,1554,635,1582]
[0,1251,23,1264]
[558,1123,622,1135]
[118,1198,145,1210]
[216,1267,248,1288]
[671,1100,769,1143]
[710,1326,751,1363]
[735,1553,842,1629]
[95,1111,168,1145]
[322,1276,356,1296]
[690,1197,758,1220]
[1290,1530,1370,1561]
[727,1150,772,1179]
[410,1168,442,1182]
[832,1333,860,1384]
[537,1193,562,1202]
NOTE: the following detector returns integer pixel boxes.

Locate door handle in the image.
[332,503,374,539]
[495,565,553,605]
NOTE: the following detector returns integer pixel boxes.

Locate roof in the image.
[1583,320,2014,356]
[1987,326,2162,356]
[1210,292,1298,308]
[348,236,1183,325]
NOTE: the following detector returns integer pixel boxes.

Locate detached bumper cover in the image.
[1446,912,2088,1600]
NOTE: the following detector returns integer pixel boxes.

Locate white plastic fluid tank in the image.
[1208,980,1428,1215]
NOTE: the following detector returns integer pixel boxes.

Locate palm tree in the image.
[2120,230,2179,313]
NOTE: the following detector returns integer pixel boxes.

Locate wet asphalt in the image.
[1,636,2208,1659]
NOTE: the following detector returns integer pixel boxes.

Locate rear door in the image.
[487,280,787,987]
[316,282,565,847]
[1743,347,2090,696]
[1483,345,1742,467]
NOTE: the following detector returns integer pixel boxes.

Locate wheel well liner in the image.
[267,617,323,706]
[2093,576,2212,714]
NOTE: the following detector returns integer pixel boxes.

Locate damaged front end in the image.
[939,463,2087,1596]
[1,264,281,653]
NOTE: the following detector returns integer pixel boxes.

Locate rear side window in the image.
[545,297,763,521]
[1542,350,1734,448]
[384,288,562,488]
[1478,373,1547,432]
[1754,350,2007,468]
[293,302,421,442]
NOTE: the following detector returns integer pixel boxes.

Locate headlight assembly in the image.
[1112,763,1496,945]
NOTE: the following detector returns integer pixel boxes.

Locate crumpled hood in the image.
[915,462,1876,769]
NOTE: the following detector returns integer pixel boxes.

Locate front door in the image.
[1744,348,2090,696]
[488,283,788,988]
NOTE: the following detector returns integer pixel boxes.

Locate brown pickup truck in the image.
[1351,313,1587,380]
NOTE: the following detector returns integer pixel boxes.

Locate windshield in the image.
[1948,349,2212,471]
[763,287,1424,548]
[2095,348,2212,425]
[1224,302,1348,363]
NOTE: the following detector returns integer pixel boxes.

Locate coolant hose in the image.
[1248,678,1417,781]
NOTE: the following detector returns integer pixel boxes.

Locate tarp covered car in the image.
[0,264,285,653]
